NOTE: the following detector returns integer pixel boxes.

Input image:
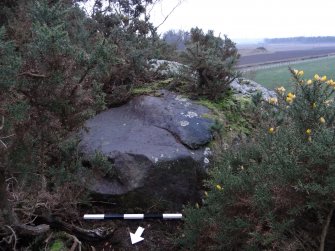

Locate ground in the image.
[83,219,183,250]
[242,56,335,90]
[238,44,335,66]
[237,42,335,90]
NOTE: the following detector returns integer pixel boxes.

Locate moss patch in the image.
[197,95,255,138]
[131,78,175,95]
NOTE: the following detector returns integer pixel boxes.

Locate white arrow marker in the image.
[130,226,145,244]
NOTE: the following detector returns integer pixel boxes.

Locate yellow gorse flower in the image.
[321,75,327,82]
[314,74,320,80]
[312,102,317,109]
[319,117,326,124]
[326,79,335,87]
[306,129,312,135]
[268,97,278,105]
[306,79,313,85]
[216,184,223,190]
[268,127,275,134]
[287,92,296,98]
[286,97,293,104]
[293,69,304,77]
[286,92,296,104]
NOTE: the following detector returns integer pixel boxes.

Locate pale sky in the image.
[149,0,335,41]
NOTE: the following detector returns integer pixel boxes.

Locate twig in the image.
[0,140,7,149]
[78,65,93,85]
[1,134,14,139]
[0,134,14,149]
[66,233,82,251]
[44,232,53,251]
[156,0,183,30]
[320,207,334,251]
[5,225,17,251]
[18,71,46,78]
[0,116,4,130]
[147,0,163,17]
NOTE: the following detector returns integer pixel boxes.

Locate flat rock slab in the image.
[79,90,214,209]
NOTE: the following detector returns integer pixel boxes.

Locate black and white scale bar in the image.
[83,213,182,220]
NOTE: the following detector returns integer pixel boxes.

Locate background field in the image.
[242,56,335,90]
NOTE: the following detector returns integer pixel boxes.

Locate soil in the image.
[76,201,187,251]
[238,46,335,66]
[88,219,184,250]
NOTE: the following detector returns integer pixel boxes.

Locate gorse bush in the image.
[91,0,174,106]
[182,27,240,100]
[0,1,176,247]
[182,69,335,250]
[0,0,116,233]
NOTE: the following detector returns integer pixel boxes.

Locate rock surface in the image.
[148,59,186,77]
[230,78,276,100]
[148,59,276,100]
[79,90,214,209]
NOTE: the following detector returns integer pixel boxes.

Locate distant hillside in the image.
[264,36,335,44]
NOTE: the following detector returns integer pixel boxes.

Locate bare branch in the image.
[0,117,14,149]
[0,116,4,130]
[0,140,8,149]
[5,225,17,251]
[18,71,46,78]
[147,0,163,17]
[1,134,15,140]
[67,233,82,251]
[320,207,334,251]
[156,0,183,30]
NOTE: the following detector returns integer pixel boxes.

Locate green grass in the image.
[243,56,335,91]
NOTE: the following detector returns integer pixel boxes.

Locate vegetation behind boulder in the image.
[90,0,178,106]
[181,27,240,100]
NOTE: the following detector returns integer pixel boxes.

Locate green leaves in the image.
[31,23,71,57]
[30,0,68,26]
[0,26,21,90]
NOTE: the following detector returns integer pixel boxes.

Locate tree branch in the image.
[18,71,46,78]
[4,225,17,250]
[320,207,334,251]
[156,0,183,30]
[78,66,93,85]
[0,116,4,130]
[0,116,14,149]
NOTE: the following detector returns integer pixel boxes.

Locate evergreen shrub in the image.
[182,69,335,250]
[182,27,240,100]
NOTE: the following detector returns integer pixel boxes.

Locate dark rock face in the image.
[79,90,214,209]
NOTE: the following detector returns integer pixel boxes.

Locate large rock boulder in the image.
[79,90,214,210]
[148,59,187,77]
[229,78,276,100]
